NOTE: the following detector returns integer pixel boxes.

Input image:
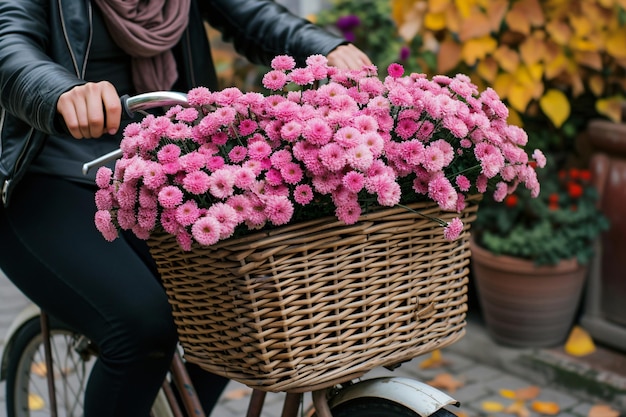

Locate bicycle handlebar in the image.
[82,91,189,175]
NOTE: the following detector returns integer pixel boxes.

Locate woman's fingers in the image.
[57,81,120,139]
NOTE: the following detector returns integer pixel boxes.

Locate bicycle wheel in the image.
[5,316,97,417]
[330,398,459,417]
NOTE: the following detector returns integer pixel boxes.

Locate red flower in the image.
[548,193,559,210]
[504,194,518,207]
[568,182,583,199]
[579,169,592,182]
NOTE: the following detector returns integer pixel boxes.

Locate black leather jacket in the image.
[0,0,345,206]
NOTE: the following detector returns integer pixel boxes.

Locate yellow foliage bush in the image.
[391,0,626,128]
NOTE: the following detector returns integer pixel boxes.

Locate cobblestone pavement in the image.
[1,269,624,417]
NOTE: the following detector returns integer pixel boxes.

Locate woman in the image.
[0,1,371,415]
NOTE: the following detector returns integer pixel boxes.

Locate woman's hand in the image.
[56,81,122,139]
[326,44,372,70]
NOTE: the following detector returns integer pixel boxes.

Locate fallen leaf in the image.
[437,39,463,74]
[565,326,596,357]
[28,393,45,411]
[514,385,540,401]
[419,349,450,369]
[427,373,464,393]
[588,404,620,417]
[499,388,517,399]
[31,362,47,378]
[482,401,505,412]
[224,387,252,400]
[505,400,531,417]
[531,401,560,415]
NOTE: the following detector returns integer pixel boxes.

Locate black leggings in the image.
[0,173,228,416]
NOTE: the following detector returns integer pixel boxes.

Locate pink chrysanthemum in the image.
[158,186,184,209]
[443,218,464,241]
[293,184,314,205]
[264,195,294,225]
[94,210,118,242]
[271,55,296,71]
[191,216,221,246]
[176,200,201,226]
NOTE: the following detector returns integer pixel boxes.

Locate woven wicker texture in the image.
[147,199,479,392]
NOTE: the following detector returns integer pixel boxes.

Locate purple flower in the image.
[336,15,361,31]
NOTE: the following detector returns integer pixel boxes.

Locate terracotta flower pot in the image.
[470,237,588,348]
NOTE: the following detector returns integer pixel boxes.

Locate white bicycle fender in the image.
[328,376,459,417]
[0,303,41,380]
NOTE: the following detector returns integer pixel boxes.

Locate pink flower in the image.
[280,162,303,184]
[191,216,221,246]
[176,200,201,226]
[187,87,213,106]
[94,210,118,242]
[342,171,365,193]
[238,119,258,136]
[428,175,457,211]
[293,184,314,205]
[229,146,247,163]
[303,118,333,145]
[95,189,114,211]
[532,149,547,168]
[271,55,296,71]
[319,143,347,172]
[183,171,211,195]
[95,167,112,189]
[208,169,235,199]
[443,218,464,241]
[335,200,362,224]
[248,140,272,160]
[264,195,294,225]
[207,203,239,239]
[262,70,288,90]
[387,63,404,78]
[158,186,184,209]
[455,175,471,192]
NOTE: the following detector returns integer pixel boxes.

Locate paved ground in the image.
[1,268,625,417]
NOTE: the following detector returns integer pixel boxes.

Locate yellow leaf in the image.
[531,401,560,415]
[482,401,505,412]
[393,0,428,42]
[539,89,571,127]
[575,51,603,71]
[505,400,531,417]
[499,388,517,399]
[454,0,476,18]
[437,39,462,73]
[493,46,520,74]
[459,9,491,41]
[424,12,447,31]
[493,73,515,99]
[427,373,464,393]
[545,20,572,45]
[519,36,545,66]
[224,387,252,400]
[514,385,541,401]
[509,83,534,113]
[485,0,508,32]
[588,404,620,417]
[505,7,530,35]
[565,326,596,357]
[461,36,497,66]
[31,362,47,378]
[29,393,45,411]
[569,14,593,38]
[606,28,626,59]
[519,0,544,27]
[420,349,450,369]
[589,75,605,97]
[507,107,524,127]
[596,96,624,123]
[429,0,451,13]
[477,57,499,83]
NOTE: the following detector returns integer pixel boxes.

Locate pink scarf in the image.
[93,0,191,93]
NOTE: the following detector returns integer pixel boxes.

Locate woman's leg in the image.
[0,174,178,417]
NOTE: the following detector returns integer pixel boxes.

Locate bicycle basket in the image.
[147,198,479,392]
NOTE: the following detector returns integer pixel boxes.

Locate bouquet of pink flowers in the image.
[94,55,545,250]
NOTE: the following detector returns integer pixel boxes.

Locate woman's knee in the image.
[99,295,178,361]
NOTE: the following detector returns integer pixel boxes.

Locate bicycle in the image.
[1,92,464,417]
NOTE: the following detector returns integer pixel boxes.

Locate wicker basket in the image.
[147,198,479,392]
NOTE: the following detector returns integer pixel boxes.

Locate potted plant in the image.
[470,157,609,346]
